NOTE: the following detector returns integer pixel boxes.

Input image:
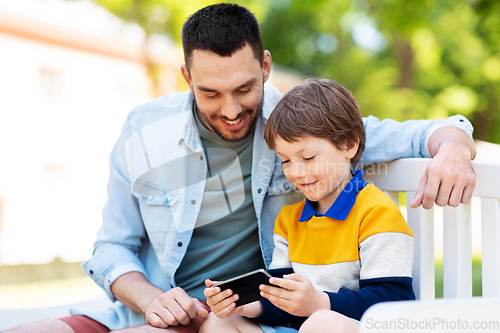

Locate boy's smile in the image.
[274,135,358,215]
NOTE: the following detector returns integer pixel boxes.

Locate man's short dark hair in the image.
[182,3,264,70]
[264,78,366,163]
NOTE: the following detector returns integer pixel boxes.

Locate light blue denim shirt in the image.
[72,86,473,330]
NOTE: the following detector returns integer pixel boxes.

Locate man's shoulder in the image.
[126,90,193,122]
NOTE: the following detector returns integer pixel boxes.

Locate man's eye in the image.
[304,156,315,161]
[206,94,219,99]
[237,88,251,94]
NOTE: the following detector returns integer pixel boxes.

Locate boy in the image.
[202,78,415,333]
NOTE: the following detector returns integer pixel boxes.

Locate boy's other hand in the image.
[260,273,330,317]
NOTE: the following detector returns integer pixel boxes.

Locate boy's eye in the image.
[303,156,315,161]
[280,159,290,165]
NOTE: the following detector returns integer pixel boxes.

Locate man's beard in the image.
[194,92,264,142]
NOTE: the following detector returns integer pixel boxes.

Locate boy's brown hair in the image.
[264,78,366,163]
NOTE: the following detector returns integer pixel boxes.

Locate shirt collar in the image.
[299,170,368,222]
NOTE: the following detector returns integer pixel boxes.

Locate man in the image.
[9,3,475,333]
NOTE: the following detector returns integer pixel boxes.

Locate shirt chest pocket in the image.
[266,161,296,196]
[132,190,180,254]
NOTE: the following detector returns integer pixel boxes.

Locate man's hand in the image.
[145,287,209,328]
[411,126,476,209]
[110,272,208,329]
[204,279,263,319]
[259,274,330,317]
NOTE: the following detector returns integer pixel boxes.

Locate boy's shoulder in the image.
[278,200,306,219]
[355,183,413,238]
[356,183,400,210]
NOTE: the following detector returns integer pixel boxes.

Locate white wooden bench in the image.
[361,158,500,332]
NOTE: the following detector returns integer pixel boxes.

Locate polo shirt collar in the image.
[299,170,368,222]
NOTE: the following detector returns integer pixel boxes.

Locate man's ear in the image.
[180,64,194,92]
[345,138,360,159]
[262,50,272,83]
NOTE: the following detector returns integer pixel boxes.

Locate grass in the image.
[0,277,102,308]
[434,257,483,298]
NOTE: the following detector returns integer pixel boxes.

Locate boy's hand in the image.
[204,279,264,319]
[204,279,242,318]
[260,273,330,317]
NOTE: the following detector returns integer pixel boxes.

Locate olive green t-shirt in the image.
[174,110,264,300]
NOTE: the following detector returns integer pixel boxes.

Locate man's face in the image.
[181,44,272,141]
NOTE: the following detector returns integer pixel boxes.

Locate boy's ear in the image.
[345,138,360,159]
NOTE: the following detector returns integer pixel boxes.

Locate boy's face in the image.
[275,136,358,213]
[181,44,272,141]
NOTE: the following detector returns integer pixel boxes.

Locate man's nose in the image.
[221,96,242,120]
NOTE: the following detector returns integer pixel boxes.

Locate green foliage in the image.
[261,0,500,142]
[93,0,500,143]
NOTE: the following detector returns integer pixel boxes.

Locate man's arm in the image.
[411,126,476,209]
[84,115,208,328]
[361,114,476,209]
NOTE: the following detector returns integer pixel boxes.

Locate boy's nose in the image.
[290,163,306,179]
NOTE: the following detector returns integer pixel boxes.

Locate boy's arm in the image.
[326,200,415,320]
[325,277,414,321]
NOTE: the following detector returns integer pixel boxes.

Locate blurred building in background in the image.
[0,0,301,268]
[0,0,181,266]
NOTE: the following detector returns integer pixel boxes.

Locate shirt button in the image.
[284,183,290,189]
[191,200,196,205]
[89,270,94,275]
[177,242,183,247]
[257,189,262,193]
[200,156,204,160]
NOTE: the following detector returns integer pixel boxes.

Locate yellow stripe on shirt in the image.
[273,184,413,266]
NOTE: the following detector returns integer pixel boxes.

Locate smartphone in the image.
[212,268,273,307]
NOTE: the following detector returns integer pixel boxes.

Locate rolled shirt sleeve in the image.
[82,117,148,302]
[360,114,473,164]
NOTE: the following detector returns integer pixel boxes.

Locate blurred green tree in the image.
[92,0,500,143]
